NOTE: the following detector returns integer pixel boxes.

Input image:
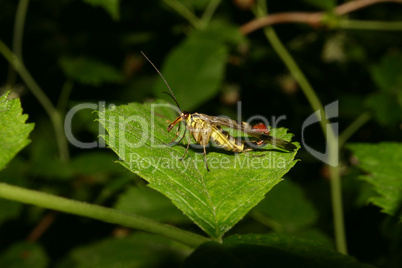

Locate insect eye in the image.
[181,112,189,119]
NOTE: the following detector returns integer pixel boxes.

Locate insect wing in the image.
[197,113,296,152]
[197,114,268,139]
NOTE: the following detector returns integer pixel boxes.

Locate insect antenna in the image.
[140,51,182,112]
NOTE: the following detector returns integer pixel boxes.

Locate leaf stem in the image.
[254,0,347,254]
[0,40,69,162]
[339,112,371,147]
[250,211,284,232]
[6,0,30,86]
[163,0,202,29]
[0,183,210,248]
[200,0,222,28]
[57,79,74,113]
[338,19,402,31]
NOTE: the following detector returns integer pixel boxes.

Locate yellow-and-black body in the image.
[167,112,296,171]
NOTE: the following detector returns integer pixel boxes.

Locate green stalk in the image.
[6,0,30,86]
[0,41,69,162]
[339,19,402,31]
[0,183,209,248]
[57,79,74,113]
[200,0,222,28]
[339,112,371,147]
[251,211,284,232]
[163,0,202,29]
[254,0,347,254]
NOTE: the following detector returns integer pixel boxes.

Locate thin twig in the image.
[26,211,57,242]
[241,0,402,35]
[335,0,402,15]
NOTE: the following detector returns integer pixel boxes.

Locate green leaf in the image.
[348,142,402,219]
[81,0,120,20]
[180,0,211,10]
[114,186,191,224]
[98,101,299,239]
[366,53,402,126]
[371,53,402,94]
[365,92,401,127]
[0,91,34,171]
[152,31,228,111]
[253,180,318,232]
[57,233,189,268]
[303,0,336,11]
[193,20,246,46]
[59,56,123,86]
[0,242,48,268]
[184,234,373,268]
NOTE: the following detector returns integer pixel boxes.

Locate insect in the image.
[141,52,296,171]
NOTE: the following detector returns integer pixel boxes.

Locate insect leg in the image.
[165,124,186,146]
[180,130,191,161]
[203,146,210,172]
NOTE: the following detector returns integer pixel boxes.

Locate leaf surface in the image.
[99,101,299,238]
[0,92,34,171]
[0,242,48,268]
[152,31,228,111]
[253,180,318,232]
[114,186,191,224]
[59,57,123,86]
[82,0,120,20]
[184,233,373,268]
[348,142,402,219]
[57,233,188,268]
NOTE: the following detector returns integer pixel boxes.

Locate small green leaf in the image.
[193,20,246,46]
[366,53,402,126]
[115,186,191,224]
[0,91,34,171]
[98,101,299,238]
[371,53,402,94]
[153,32,228,110]
[0,242,48,268]
[365,93,401,127]
[81,0,120,20]
[59,56,123,86]
[184,234,373,268]
[180,0,211,10]
[253,180,318,232]
[348,142,402,219]
[57,233,189,268]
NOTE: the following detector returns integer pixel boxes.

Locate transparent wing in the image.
[196,113,297,152]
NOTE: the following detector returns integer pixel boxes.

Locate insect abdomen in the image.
[210,127,244,153]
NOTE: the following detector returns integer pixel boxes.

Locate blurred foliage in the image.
[0,242,48,268]
[185,233,374,268]
[348,143,402,220]
[57,233,190,268]
[0,0,402,267]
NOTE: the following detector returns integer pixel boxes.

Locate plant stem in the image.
[163,0,201,29]
[200,0,222,28]
[339,112,371,147]
[251,211,284,232]
[0,40,69,162]
[6,0,30,86]
[339,19,402,31]
[57,79,74,113]
[254,0,347,254]
[0,183,210,248]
